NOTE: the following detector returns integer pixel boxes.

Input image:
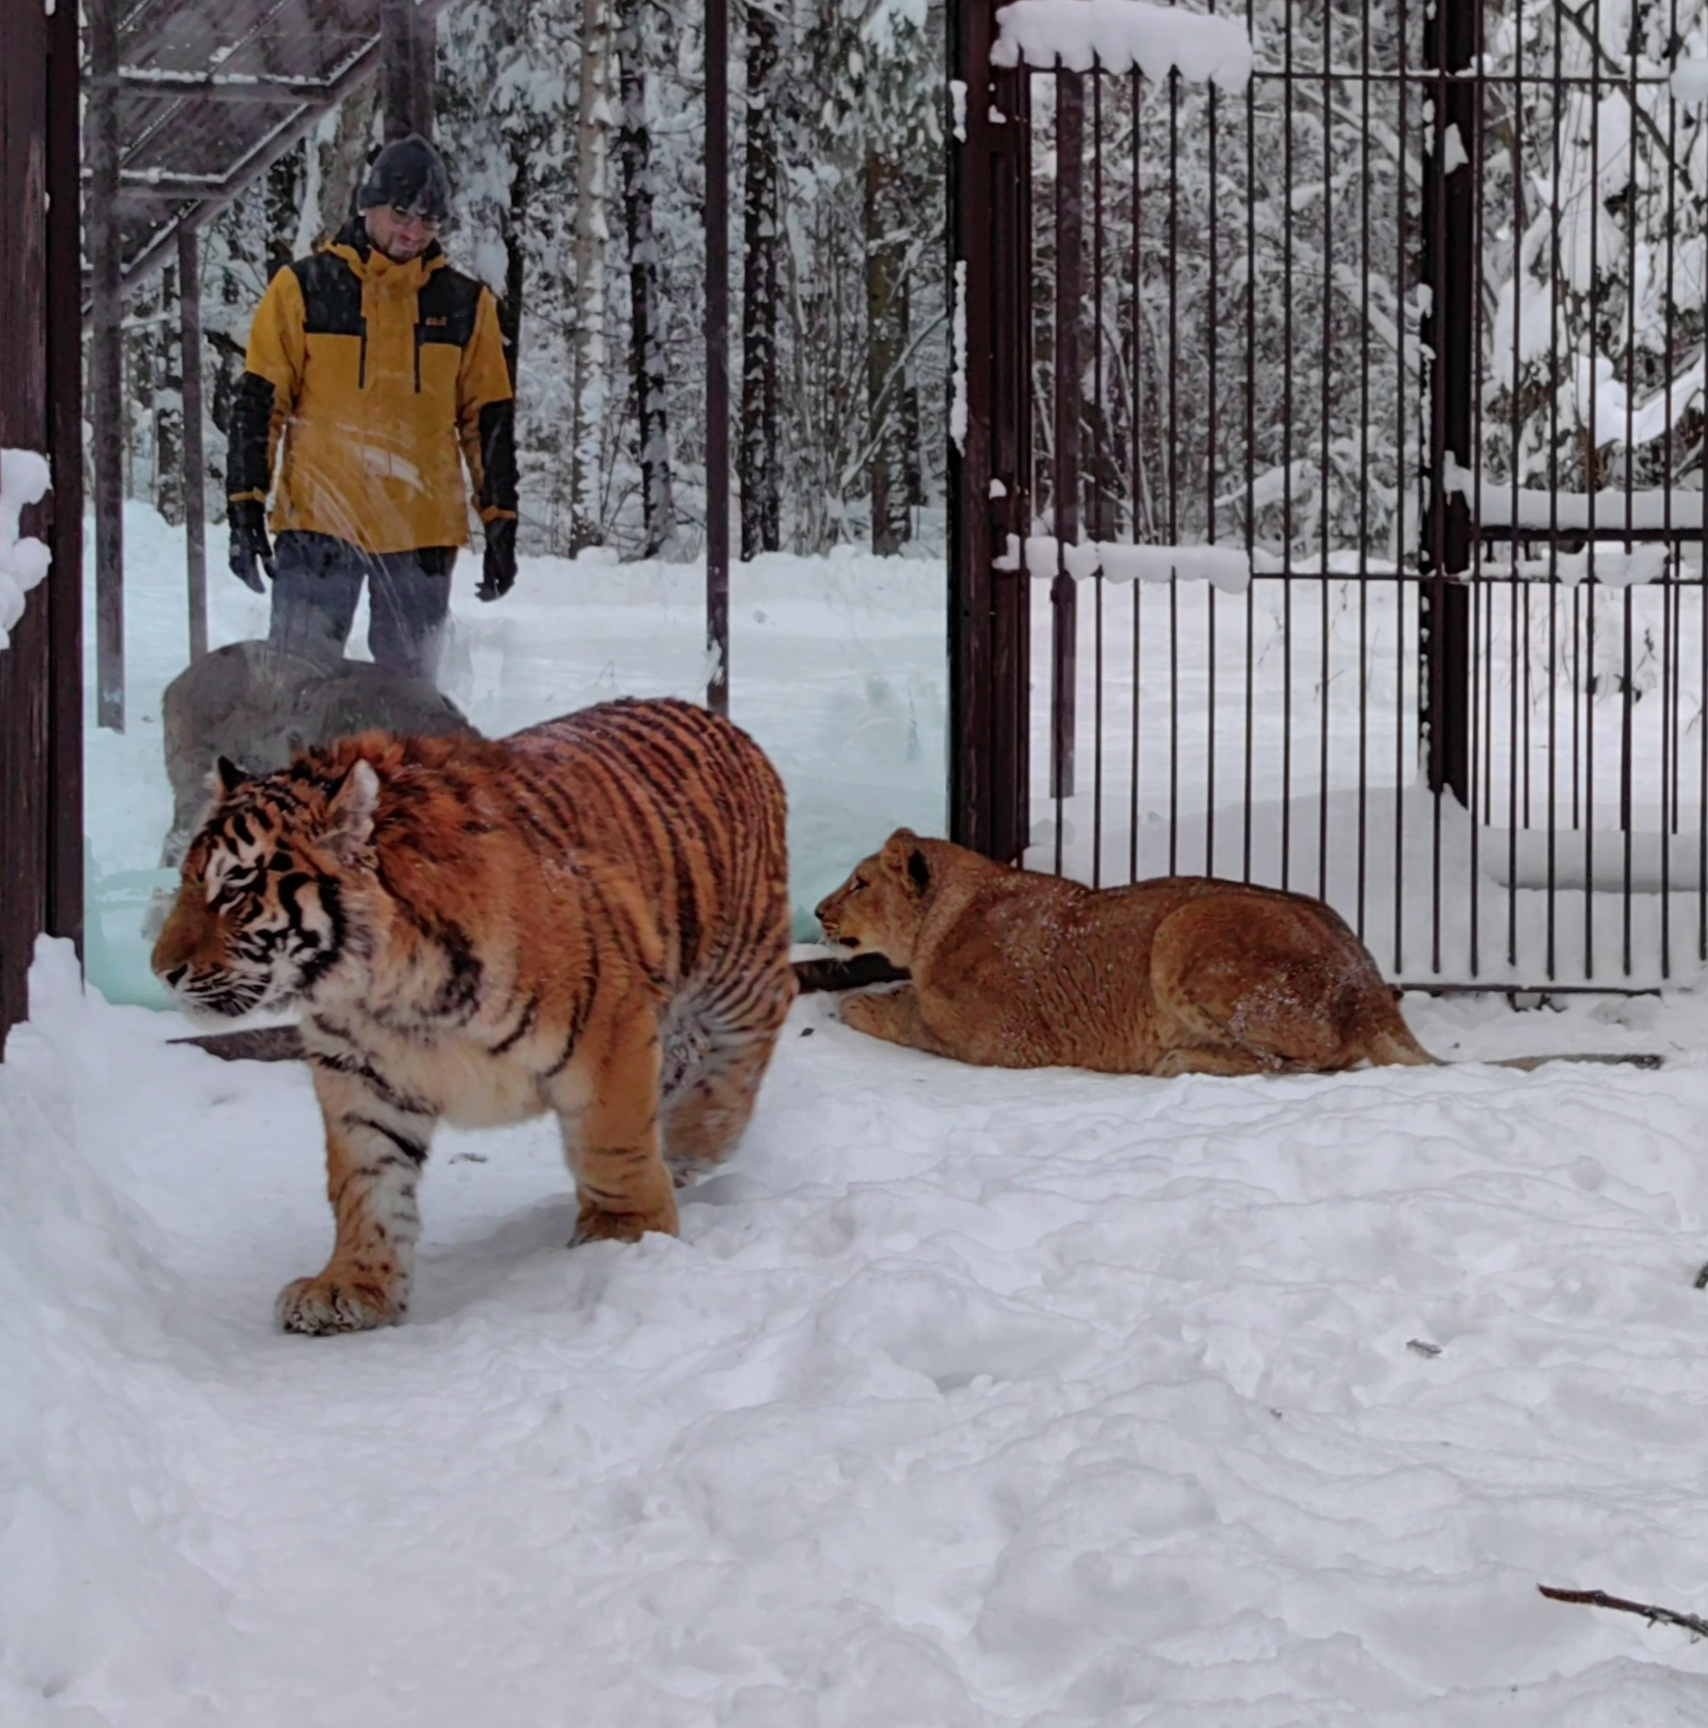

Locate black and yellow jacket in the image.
[229,220,517,555]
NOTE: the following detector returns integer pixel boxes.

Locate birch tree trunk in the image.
[154,264,185,527]
[864,147,908,555]
[617,0,675,556]
[571,0,613,554]
[740,0,781,559]
[310,86,380,248]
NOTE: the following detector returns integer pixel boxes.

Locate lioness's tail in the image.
[1480,1051,1664,1072]
[1366,1022,1438,1067]
[1369,997,1663,1071]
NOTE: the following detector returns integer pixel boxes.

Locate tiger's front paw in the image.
[570,1201,678,1248]
[275,1271,406,1335]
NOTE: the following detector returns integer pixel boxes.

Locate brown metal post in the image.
[1051,72,1085,806]
[89,0,126,733]
[382,0,436,141]
[0,0,51,1036]
[704,0,731,716]
[46,0,84,959]
[949,0,1030,861]
[178,225,209,662]
[1420,0,1478,803]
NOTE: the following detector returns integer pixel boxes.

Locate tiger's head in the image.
[152,752,381,1021]
[814,828,938,967]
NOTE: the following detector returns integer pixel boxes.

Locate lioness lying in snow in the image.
[815,830,1658,1078]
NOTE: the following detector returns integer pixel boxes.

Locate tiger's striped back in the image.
[509,698,790,999]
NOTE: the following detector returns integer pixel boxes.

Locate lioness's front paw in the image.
[275,1273,406,1335]
[840,992,887,1035]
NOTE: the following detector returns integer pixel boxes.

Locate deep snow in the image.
[6,942,1708,1725]
[16,504,1708,1723]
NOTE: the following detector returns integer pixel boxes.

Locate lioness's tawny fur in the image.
[816,830,1432,1076]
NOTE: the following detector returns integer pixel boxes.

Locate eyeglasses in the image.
[387,204,442,232]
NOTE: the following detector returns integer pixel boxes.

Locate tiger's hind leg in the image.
[552,996,681,1246]
[660,971,793,1184]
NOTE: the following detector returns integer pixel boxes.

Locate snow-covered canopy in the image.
[992,0,1254,91]
[0,448,52,654]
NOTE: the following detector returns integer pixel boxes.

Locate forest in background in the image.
[111,0,1708,574]
[120,0,948,564]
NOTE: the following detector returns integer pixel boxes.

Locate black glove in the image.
[478,516,517,602]
[228,499,274,594]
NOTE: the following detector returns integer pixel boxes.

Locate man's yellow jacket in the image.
[229,222,517,555]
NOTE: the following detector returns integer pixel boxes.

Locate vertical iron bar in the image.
[1130,71,1143,883]
[1051,68,1083,821]
[178,226,209,663]
[46,0,83,959]
[0,0,50,1036]
[1356,0,1373,940]
[1318,0,1333,904]
[1205,56,1219,883]
[949,0,1029,861]
[89,0,125,732]
[704,0,731,716]
[1243,7,1257,886]
[1091,68,1105,886]
[1420,0,1478,975]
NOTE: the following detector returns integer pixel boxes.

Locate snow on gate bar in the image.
[953,0,1708,990]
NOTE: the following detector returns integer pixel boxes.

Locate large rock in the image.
[148,642,479,934]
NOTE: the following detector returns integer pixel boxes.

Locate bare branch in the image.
[1538,1584,1708,1641]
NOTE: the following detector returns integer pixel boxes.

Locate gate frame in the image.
[947,0,1031,863]
[0,0,84,1042]
[948,0,1480,867]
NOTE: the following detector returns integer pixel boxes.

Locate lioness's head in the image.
[152,752,380,1020]
[815,828,936,965]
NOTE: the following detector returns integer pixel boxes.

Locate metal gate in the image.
[950,0,1708,989]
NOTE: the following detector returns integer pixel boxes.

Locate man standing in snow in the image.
[225,135,518,683]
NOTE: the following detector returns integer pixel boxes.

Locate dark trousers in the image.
[269,531,454,681]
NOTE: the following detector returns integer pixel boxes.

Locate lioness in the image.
[815,829,1432,1076]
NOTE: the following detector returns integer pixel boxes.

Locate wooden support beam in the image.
[46,0,85,961]
[178,226,209,663]
[381,0,435,141]
[117,71,337,102]
[88,0,126,732]
[1,0,52,1038]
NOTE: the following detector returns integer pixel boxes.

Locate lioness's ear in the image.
[905,846,931,897]
[880,828,918,870]
[324,759,380,863]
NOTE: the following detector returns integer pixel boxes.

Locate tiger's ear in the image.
[323,759,380,864]
[210,756,249,798]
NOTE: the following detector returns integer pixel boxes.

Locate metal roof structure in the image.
[102,0,448,295]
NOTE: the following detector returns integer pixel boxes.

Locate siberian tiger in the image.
[152,697,795,1335]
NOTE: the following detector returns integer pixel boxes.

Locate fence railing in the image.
[951,0,1708,989]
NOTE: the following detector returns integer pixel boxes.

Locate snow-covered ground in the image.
[8,939,1708,1725]
[83,506,948,1007]
[19,506,1708,1722]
